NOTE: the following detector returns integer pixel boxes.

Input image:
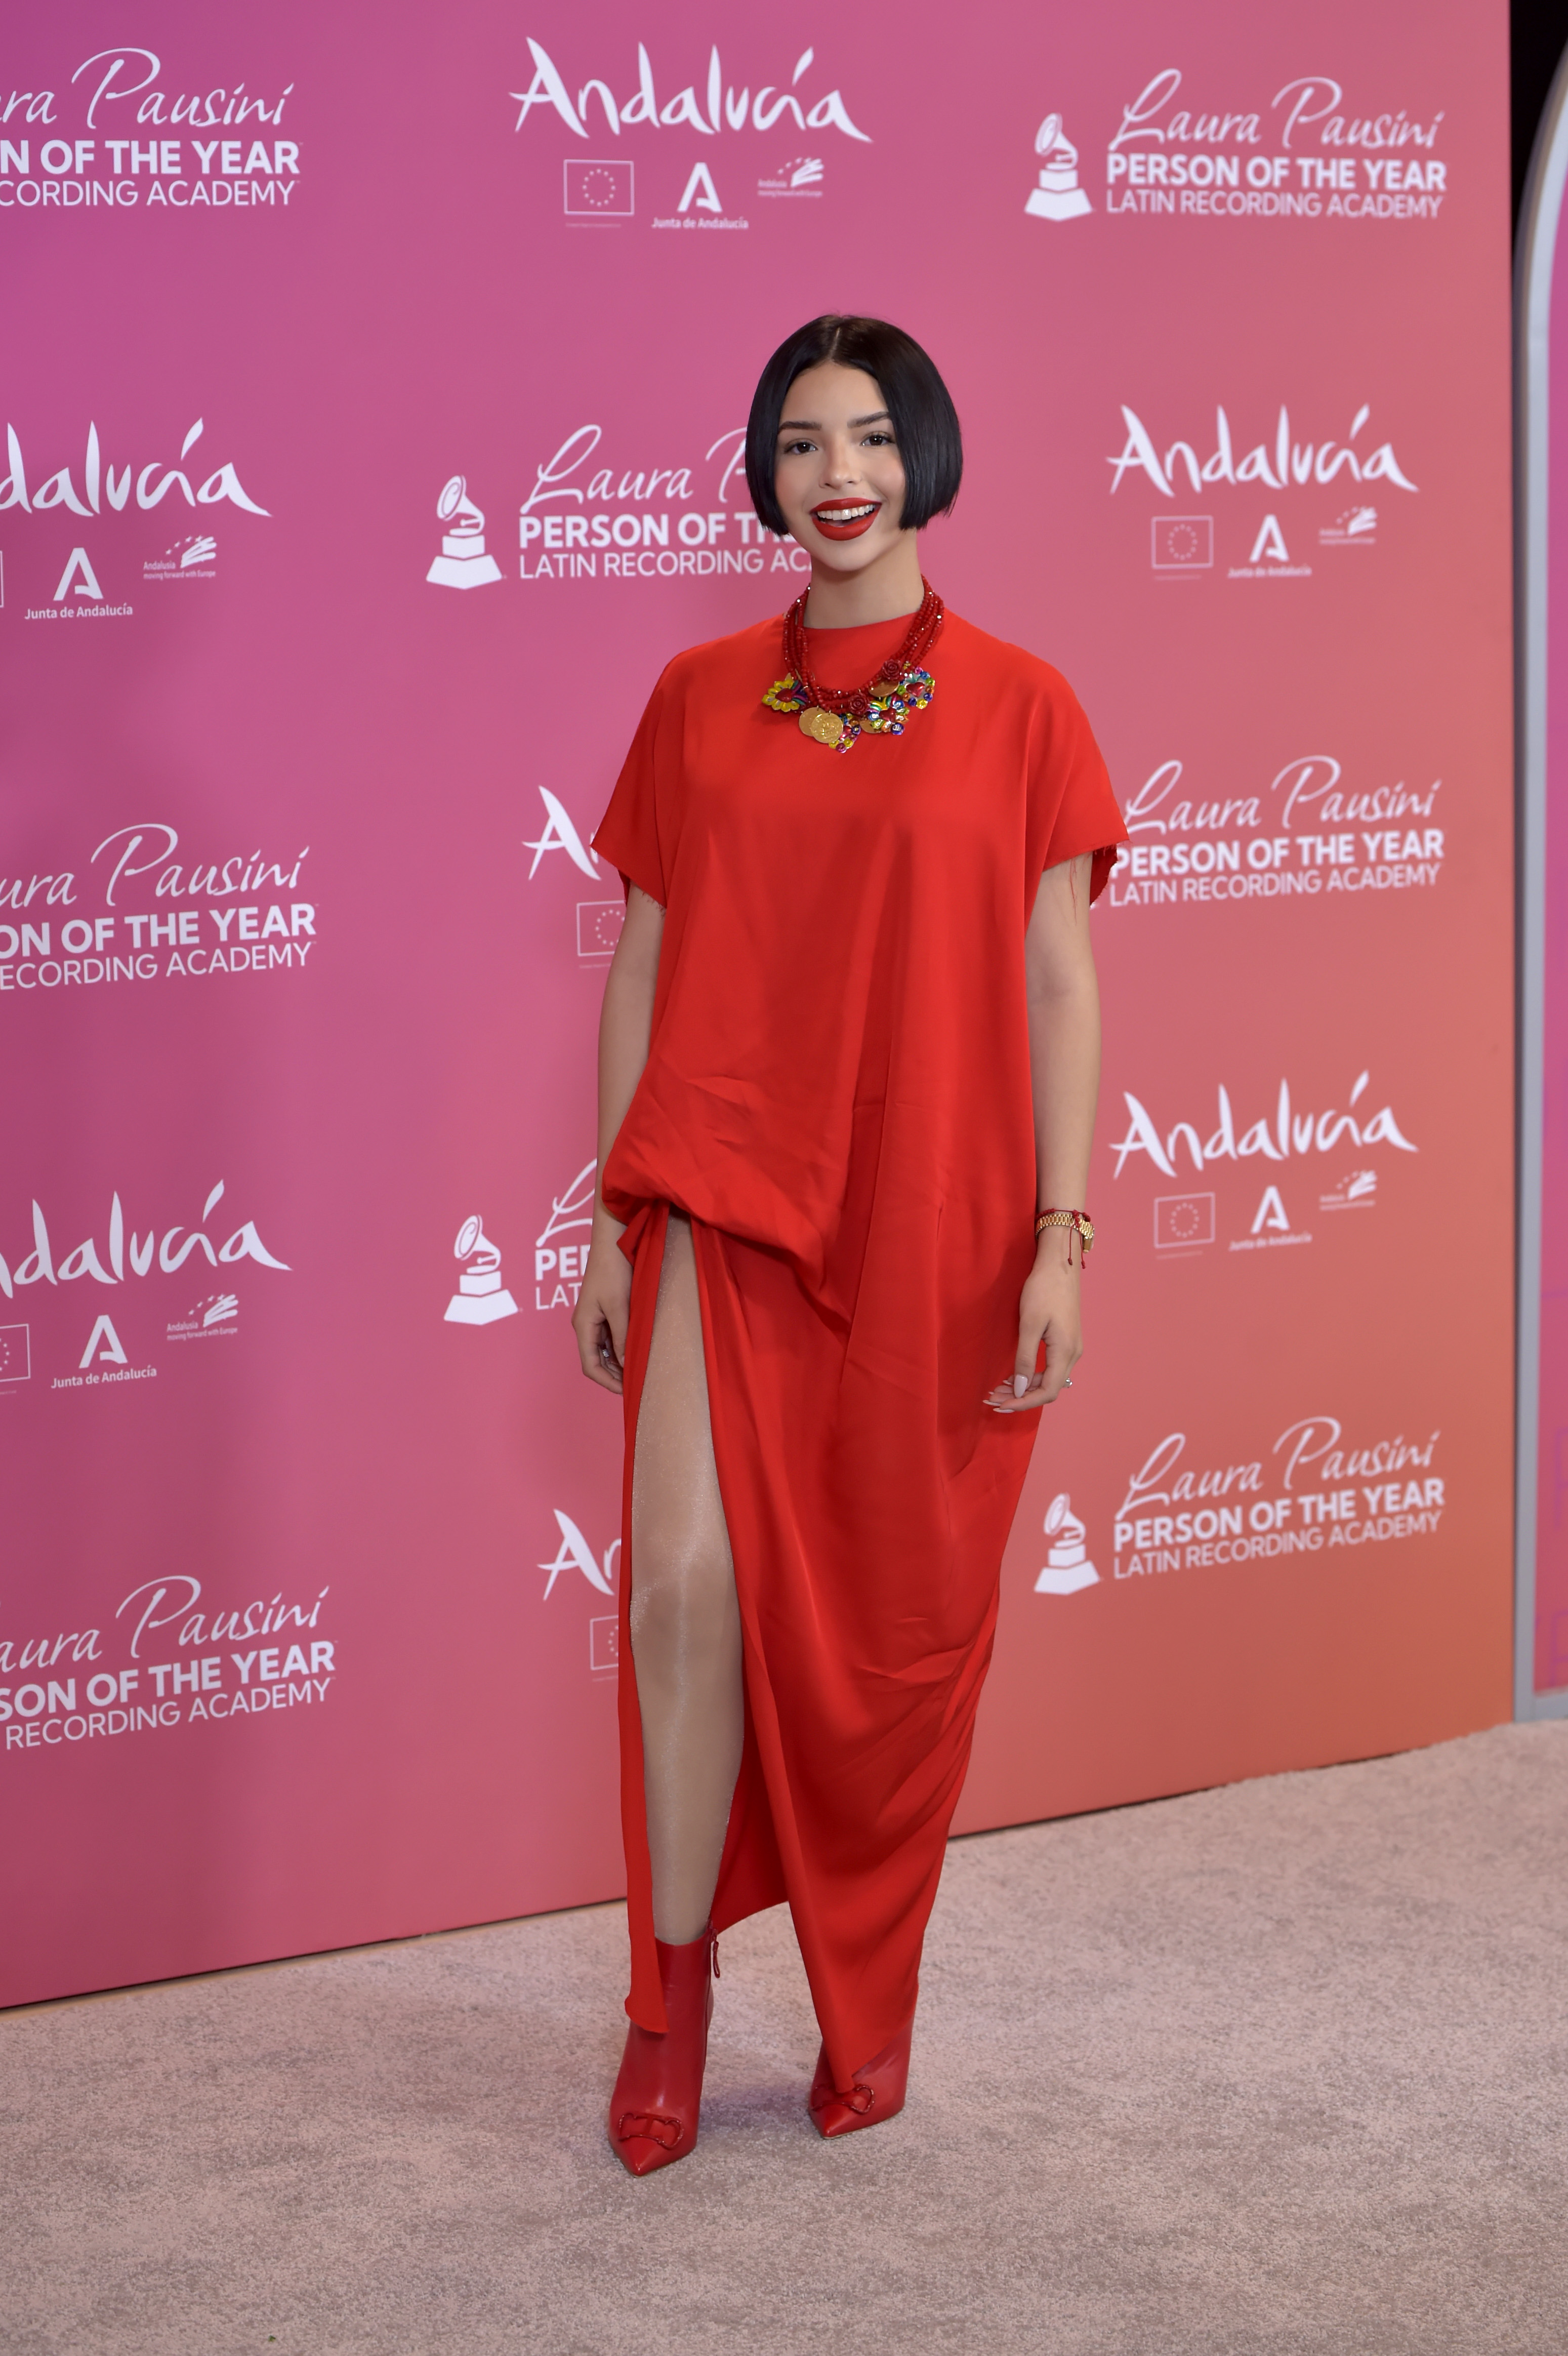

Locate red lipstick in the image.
[810,500,882,541]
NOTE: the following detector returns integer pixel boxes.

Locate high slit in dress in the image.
[594,608,1125,2087]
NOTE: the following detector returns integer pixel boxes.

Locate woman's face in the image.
[772,362,909,571]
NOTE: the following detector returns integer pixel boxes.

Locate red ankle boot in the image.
[808,2018,913,2139]
[607,1927,716,2176]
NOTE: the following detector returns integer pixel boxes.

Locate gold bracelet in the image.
[1035,1208,1094,1262]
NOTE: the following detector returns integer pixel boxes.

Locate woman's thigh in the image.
[631,1214,735,1646]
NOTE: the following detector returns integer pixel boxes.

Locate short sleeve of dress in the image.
[593,674,669,908]
[1026,674,1128,906]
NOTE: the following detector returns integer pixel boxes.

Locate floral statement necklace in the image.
[763,580,944,753]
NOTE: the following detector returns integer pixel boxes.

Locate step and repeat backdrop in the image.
[2,2,1512,2005]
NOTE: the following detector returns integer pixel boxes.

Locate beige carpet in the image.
[4,1723,1565,2356]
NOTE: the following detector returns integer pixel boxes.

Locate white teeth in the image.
[817,504,877,521]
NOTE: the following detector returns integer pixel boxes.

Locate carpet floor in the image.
[4,1722,1566,2356]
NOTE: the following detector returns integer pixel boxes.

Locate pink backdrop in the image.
[1,1,1513,2007]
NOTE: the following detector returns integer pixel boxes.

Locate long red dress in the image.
[594,606,1125,2086]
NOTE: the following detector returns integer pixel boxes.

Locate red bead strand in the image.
[782,580,945,722]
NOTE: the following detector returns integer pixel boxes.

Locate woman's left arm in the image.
[986,851,1101,1414]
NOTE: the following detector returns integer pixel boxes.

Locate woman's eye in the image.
[862,431,894,447]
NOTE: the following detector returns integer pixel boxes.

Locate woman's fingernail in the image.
[1013,1376,1028,1398]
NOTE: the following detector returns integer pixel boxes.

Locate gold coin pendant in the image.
[800,708,845,747]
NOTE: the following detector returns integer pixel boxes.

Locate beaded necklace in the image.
[763,580,944,753]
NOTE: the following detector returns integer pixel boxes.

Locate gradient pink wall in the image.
[1,1,1512,2006]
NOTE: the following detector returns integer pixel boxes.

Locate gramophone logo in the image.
[444,1214,520,1324]
[1024,113,1091,221]
[426,476,503,589]
[1034,1492,1100,1594]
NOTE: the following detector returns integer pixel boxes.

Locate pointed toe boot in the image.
[808,2018,913,2139]
[607,1927,715,2176]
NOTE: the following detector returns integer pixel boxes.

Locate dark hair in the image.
[744,315,963,536]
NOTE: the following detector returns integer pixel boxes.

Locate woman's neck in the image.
[803,535,925,628]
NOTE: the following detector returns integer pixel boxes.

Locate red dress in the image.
[594,607,1125,2085]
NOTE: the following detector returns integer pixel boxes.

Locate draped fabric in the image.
[595,610,1125,2083]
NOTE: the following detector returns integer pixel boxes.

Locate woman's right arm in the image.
[571,883,665,1393]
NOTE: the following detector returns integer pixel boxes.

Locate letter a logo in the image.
[677,163,722,215]
[523,786,600,880]
[1251,1185,1290,1237]
[539,1509,617,1598]
[80,1314,128,1368]
[54,546,104,602]
[1248,514,1289,564]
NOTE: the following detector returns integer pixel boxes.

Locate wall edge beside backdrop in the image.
[1516,38,1568,1723]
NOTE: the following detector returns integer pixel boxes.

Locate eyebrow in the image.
[777,411,892,431]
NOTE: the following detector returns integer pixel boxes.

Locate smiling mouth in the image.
[810,500,882,540]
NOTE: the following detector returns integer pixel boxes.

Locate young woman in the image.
[572,315,1125,2176]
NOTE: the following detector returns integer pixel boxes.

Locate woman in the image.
[572,315,1125,2176]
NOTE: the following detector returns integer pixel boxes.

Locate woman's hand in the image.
[572,1212,632,1394]
[985,1239,1083,1413]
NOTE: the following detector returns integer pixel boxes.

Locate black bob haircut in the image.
[744,316,963,537]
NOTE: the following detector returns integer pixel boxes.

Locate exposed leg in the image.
[631,1212,744,1945]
